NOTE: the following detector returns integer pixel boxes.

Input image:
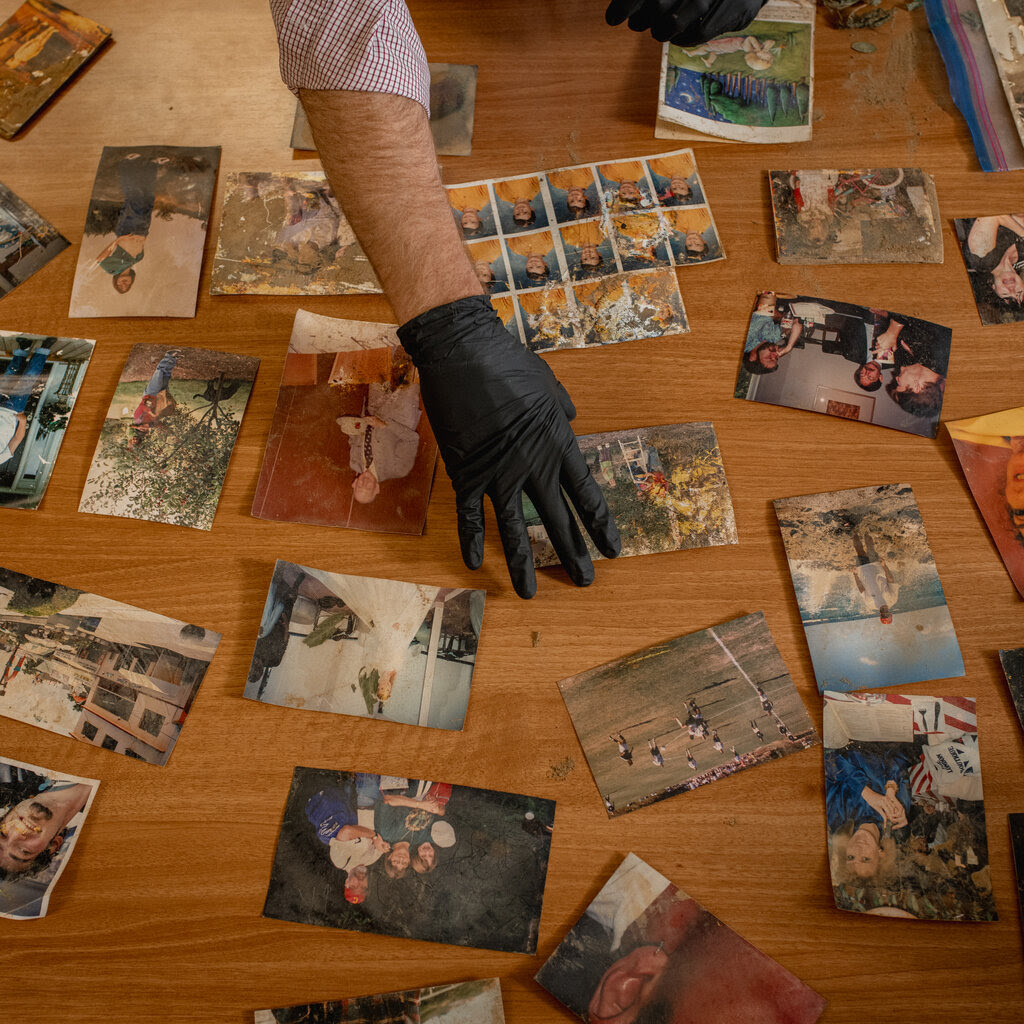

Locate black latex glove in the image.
[397,295,621,599]
[606,0,770,47]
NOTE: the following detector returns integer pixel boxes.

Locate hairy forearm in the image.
[299,89,482,323]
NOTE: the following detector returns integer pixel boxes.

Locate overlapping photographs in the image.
[953,215,1024,325]
[774,484,964,693]
[998,648,1024,737]
[263,767,554,953]
[0,330,92,509]
[535,853,826,1023]
[0,182,68,296]
[0,755,98,919]
[526,422,737,568]
[291,63,478,156]
[210,171,381,296]
[656,0,814,143]
[0,565,220,764]
[252,310,437,534]
[0,1,110,139]
[255,979,504,1024]
[69,146,220,317]
[451,147,722,350]
[947,406,1024,597]
[79,344,257,530]
[823,690,996,921]
[769,168,942,264]
[734,291,952,439]
[245,560,484,730]
[558,613,819,817]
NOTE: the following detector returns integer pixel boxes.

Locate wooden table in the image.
[1,2,1021,1020]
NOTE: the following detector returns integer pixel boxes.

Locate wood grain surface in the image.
[1,2,1022,1021]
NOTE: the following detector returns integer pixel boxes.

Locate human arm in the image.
[336,824,391,850]
[7,413,25,456]
[778,319,802,355]
[382,793,446,816]
[964,216,1024,257]
[860,781,908,829]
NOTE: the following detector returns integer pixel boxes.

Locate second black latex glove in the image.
[397,295,620,599]
[606,0,770,47]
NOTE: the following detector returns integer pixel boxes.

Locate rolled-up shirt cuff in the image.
[269,0,430,114]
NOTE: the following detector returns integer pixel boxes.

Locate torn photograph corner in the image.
[998,647,1024,738]
[245,560,484,731]
[254,978,504,1024]
[251,310,437,535]
[0,329,93,510]
[774,483,964,693]
[0,755,98,920]
[263,767,554,954]
[734,290,952,439]
[526,421,737,569]
[558,612,820,818]
[823,690,996,921]
[535,853,826,1023]
[0,181,69,297]
[78,343,258,531]
[0,566,220,764]
[953,215,1024,325]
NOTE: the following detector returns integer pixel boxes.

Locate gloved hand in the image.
[606,0,770,47]
[397,295,621,599]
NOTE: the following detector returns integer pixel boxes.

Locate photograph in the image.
[573,269,688,346]
[0,330,92,509]
[210,171,381,296]
[0,0,110,139]
[263,767,555,954]
[245,560,484,730]
[546,165,601,223]
[953,215,1024,325]
[974,0,1024,154]
[448,181,497,240]
[998,647,1024,738]
[291,62,478,156]
[535,853,826,1024]
[610,212,672,271]
[0,181,69,297]
[466,237,510,294]
[645,150,705,206]
[1011,813,1024,937]
[558,612,819,817]
[493,175,549,234]
[559,220,617,282]
[662,207,723,264]
[79,344,258,531]
[255,978,504,1024]
[518,287,575,352]
[252,311,437,535]
[769,168,942,264]
[823,690,996,921]
[0,755,98,919]
[774,483,964,693]
[657,0,815,143]
[526,422,737,568]
[0,565,220,764]
[69,145,221,317]
[734,290,952,438]
[503,228,559,290]
[595,159,656,213]
[947,406,1024,597]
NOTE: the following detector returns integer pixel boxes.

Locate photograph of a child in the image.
[535,853,826,1024]
[0,565,220,763]
[735,290,952,439]
[946,406,1024,598]
[519,287,575,352]
[211,171,381,296]
[0,755,98,919]
[448,181,497,239]
[558,612,819,817]
[526,422,737,568]
[953,215,1024,325]
[245,560,484,730]
[255,978,505,1024]
[466,237,510,294]
[79,344,258,531]
[774,484,964,693]
[494,175,549,234]
[769,168,942,264]
[662,207,721,263]
[263,767,555,954]
[645,150,704,206]
[0,330,92,509]
[0,182,68,296]
[252,311,437,535]
[69,145,220,317]
[823,690,996,921]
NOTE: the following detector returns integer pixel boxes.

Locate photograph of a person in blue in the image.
[447,182,497,239]
[520,287,575,352]
[504,230,559,290]
[490,294,522,344]
[663,208,722,264]
[560,221,616,282]
[647,151,704,208]
[494,175,548,235]
[466,238,509,294]
[0,343,51,467]
[546,166,601,224]
[611,213,671,272]
[597,160,655,213]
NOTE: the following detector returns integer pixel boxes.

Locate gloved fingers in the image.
[561,442,622,560]
[553,380,577,422]
[524,476,595,589]
[455,490,486,570]
[605,0,649,27]
[669,0,767,46]
[490,486,538,600]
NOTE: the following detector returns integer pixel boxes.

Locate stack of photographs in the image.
[0,566,220,764]
[451,147,722,351]
[774,484,964,692]
[823,690,996,921]
[952,215,1024,325]
[0,755,98,919]
[0,183,69,297]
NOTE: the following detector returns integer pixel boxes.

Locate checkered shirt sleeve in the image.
[269,0,430,113]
